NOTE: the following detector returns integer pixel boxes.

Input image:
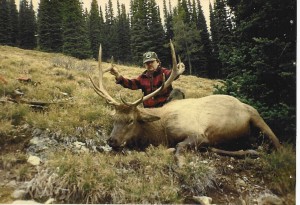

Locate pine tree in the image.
[195,0,215,78]
[8,0,18,46]
[163,0,173,41]
[147,0,166,63]
[88,0,101,59]
[48,0,63,52]
[37,0,63,52]
[209,1,222,77]
[217,0,296,142]
[130,0,149,64]
[173,0,203,75]
[0,0,10,45]
[162,0,173,67]
[19,0,37,49]
[62,0,91,59]
[101,0,115,59]
[114,2,131,63]
[212,0,233,77]
[37,0,50,50]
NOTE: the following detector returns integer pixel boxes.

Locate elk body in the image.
[90,41,281,164]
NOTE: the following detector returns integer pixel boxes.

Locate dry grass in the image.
[0,45,220,138]
[27,146,216,204]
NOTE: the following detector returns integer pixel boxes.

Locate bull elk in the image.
[89,41,281,166]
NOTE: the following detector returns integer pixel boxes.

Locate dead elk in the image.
[89,41,281,166]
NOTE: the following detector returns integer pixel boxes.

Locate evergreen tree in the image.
[19,0,37,49]
[195,0,215,77]
[0,0,10,45]
[211,0,233,77]
[162,0,174,67]
[102,0,115,59]
[173,0,203,75]
[88,0,101,59]
[216,0,296,142]
[130,0,149,64]
[130,0,167,66]
[114,2,131,63]
[147,0,166,63]
[37,0,63,52]
[62,0,91,59]
[8,0,18,46]
[163,0,173,41]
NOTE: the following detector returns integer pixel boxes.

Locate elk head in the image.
[89,40,184,148]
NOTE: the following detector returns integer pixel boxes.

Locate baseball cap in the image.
[143,52,158,64]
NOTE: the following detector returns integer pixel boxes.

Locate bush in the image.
[260,144,296,196]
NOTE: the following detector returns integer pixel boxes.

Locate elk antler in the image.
[124,39,184,107]
[89,45,120,106]
[164,39,185,89]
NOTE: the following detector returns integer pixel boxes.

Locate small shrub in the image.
[260,144,296,195]
[176,152,216,196]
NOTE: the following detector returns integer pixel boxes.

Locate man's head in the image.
[143,51,160,71]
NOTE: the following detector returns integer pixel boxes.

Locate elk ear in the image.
[138,111,160,122]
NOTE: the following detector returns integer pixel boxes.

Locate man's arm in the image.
[110,66,141,90]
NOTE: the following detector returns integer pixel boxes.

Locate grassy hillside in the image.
[0,45,221,138]
[0,46,295,204]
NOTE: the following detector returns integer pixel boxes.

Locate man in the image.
[109,51,184,108]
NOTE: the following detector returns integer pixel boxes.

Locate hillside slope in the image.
[0,46,295,204]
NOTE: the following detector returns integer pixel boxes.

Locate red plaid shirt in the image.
[116,66,175,108]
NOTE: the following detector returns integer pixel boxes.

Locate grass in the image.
[0,45,219,138]
[260,144,296,196]
[0,46,296,204]
[27,146,216,203]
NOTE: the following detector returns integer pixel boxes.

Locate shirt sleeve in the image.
[116,75,142,90]
[162,68,180,80]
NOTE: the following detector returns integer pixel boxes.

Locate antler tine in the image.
[163,39,185,89]
[103,56,114,73]
[89,45,120,106]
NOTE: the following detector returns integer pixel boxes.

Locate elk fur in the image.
[107,95,281,157]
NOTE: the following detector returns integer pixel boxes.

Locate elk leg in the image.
[210,148,260,158]
[175,136,206,167]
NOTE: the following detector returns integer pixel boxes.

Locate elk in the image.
[89,41,281,166]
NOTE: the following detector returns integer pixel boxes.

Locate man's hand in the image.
[109,66,121,79]
[177,62,185,75]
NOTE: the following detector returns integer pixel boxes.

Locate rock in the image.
[32,128,43,137]
[29,137,40,145]
[6,180,17,188]
[45,198,55,204]
[192,196,213,205]
[74,141,85,148]
[11,189,26,199]
[96,145,112,152]
[12,200,40,204]
[27,155,41,166]
[236,178,247,187]
[257,193,283,205]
